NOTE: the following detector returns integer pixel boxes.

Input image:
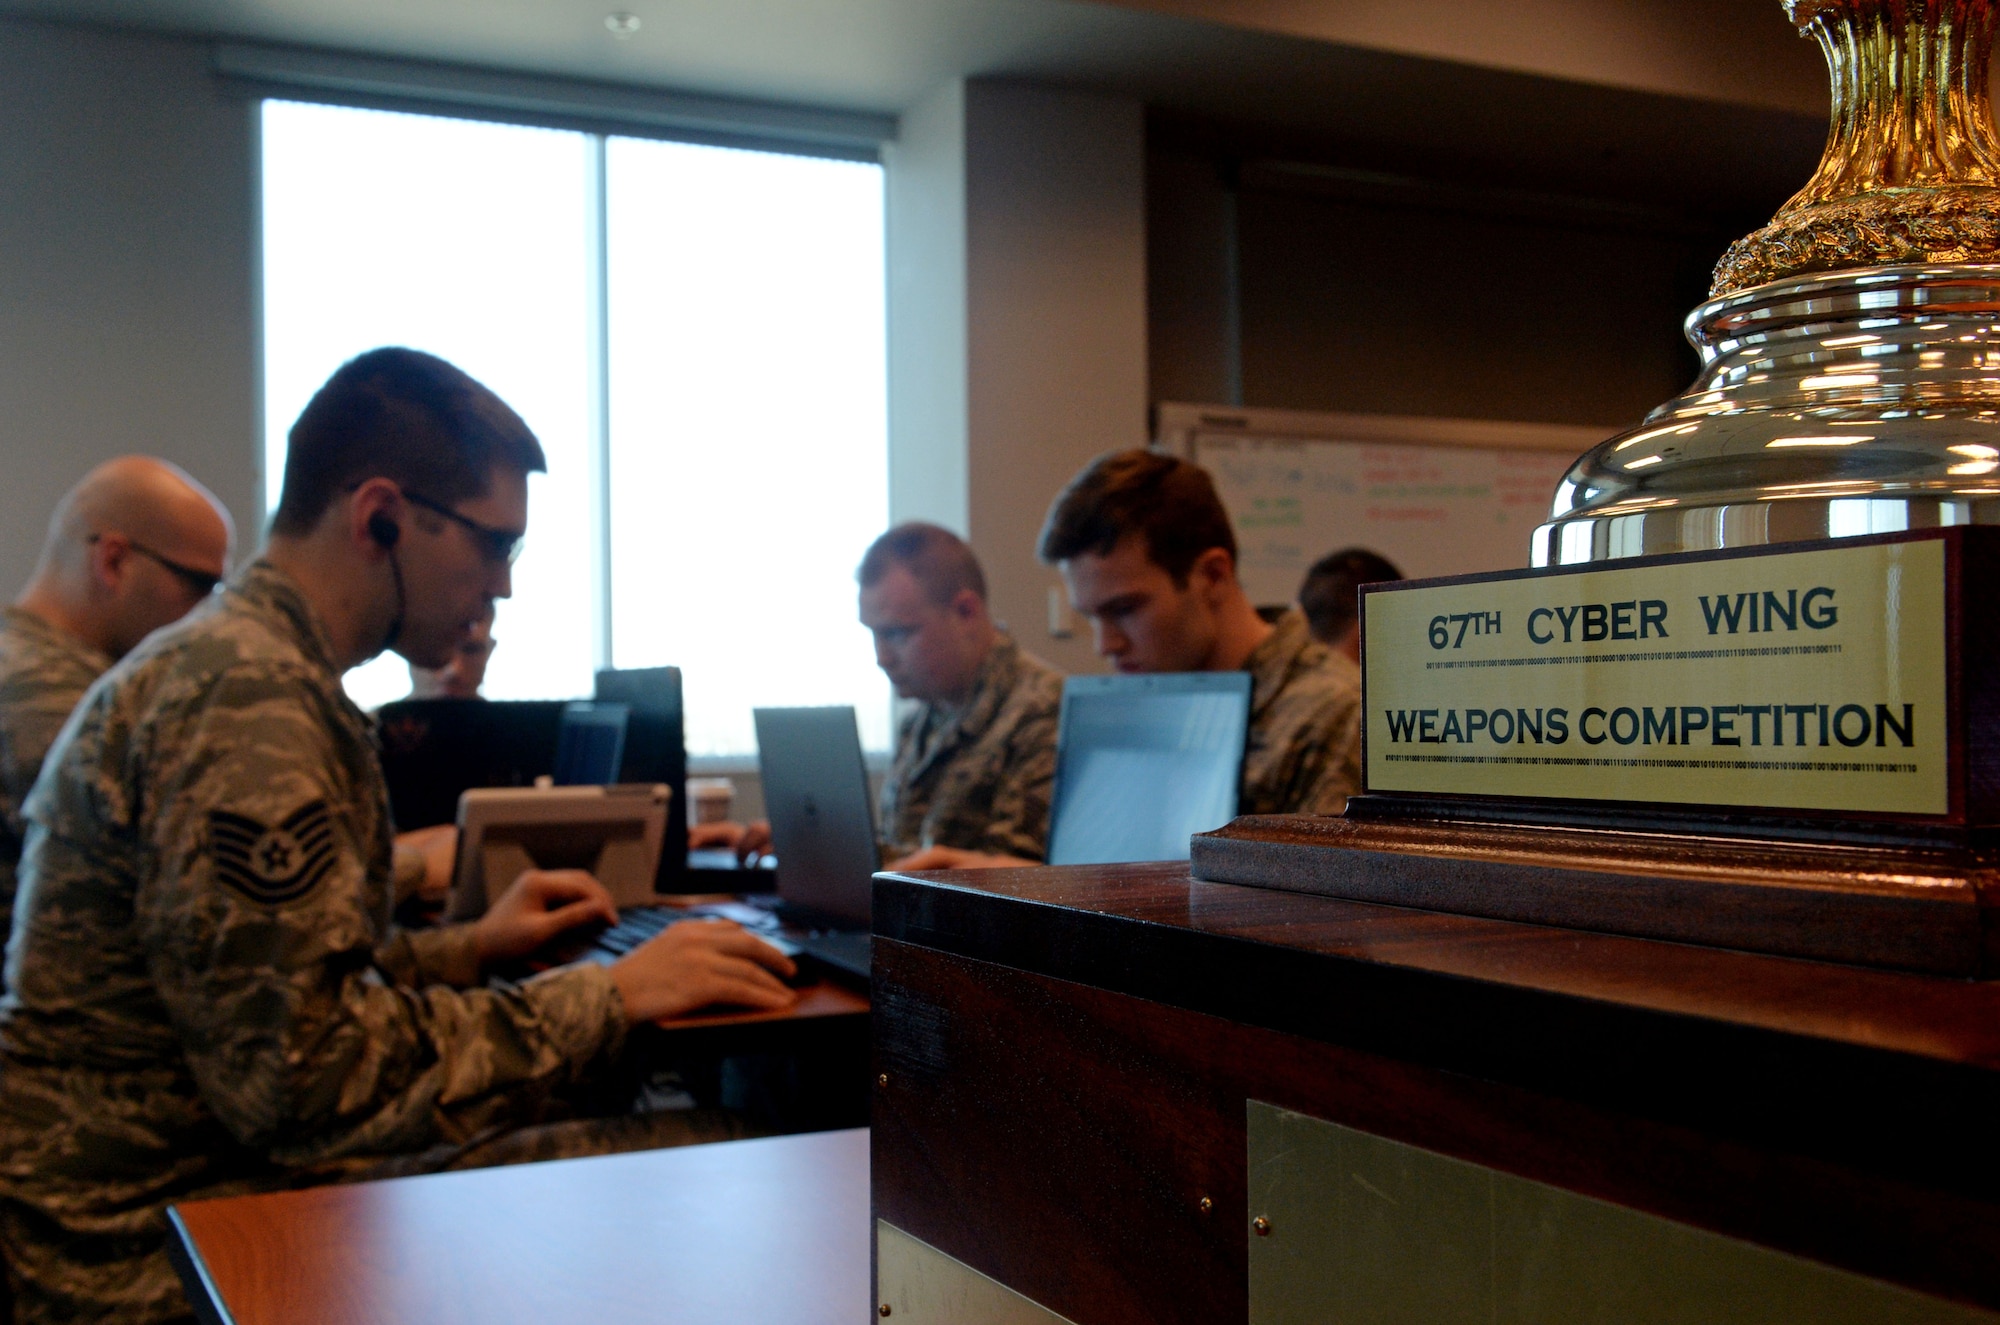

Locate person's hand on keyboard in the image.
[472,869,620,970]
[608,917,798,1023]
[730,820,773,865]
[686,819,774,866]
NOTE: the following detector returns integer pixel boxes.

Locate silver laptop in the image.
[587,706,878,981]
[1046,672,1253,865]
[752,705,878,929]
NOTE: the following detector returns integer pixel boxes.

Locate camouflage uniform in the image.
[1240,608,1363,816]
[879,632,1064,861]
[0,561,633,1323]
[0,608,110,962]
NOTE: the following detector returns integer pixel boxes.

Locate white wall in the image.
[966,82,1148,678]
[0,18,260,585]
[886,79,1149,677]
[883,81,970,537]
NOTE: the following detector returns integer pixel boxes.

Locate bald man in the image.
[0,457,233,951]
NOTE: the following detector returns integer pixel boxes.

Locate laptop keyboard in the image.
[587,904,805,966]
[590,905,681,957]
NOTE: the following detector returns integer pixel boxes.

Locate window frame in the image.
[255,88,895,752]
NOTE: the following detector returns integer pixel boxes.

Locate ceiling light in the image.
[606,12,642,36]
[1766,436,1873,447]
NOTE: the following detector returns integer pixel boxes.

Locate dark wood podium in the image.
[871,861,2000,1324]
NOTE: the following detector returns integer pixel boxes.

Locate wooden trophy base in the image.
[1190,800,2000,978]
[1240,528,2000,977]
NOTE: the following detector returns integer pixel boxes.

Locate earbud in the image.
[371,510,406,651]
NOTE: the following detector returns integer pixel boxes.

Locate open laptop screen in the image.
[753,705,877,926]
[1047,672,1252,866]
[593,666,689,890]
[376,699,569,831]
[554,702,630,786]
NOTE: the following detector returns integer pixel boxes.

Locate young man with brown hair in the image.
[1297,546,1402,663]
[1039,449,1362,818]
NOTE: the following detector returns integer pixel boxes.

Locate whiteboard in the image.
[1158,404,1610,607]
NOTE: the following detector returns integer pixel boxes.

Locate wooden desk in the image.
[651,978,868,1036]
[872,861,2000,1323]
[638,979,872,1130]
[642,898,870,1047]
[168,1127,869,1325]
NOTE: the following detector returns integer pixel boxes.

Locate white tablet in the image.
[446,783,671,921]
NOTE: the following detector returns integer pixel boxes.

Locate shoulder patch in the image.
[208,800,338,904]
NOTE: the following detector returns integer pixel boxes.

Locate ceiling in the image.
[0,0,1831,216]
[1099,0,1827,114]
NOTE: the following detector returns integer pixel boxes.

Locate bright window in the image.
[604,138,888,755]
[260,101,890,753]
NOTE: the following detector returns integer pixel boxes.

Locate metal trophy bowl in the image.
[1533,0,2000,566]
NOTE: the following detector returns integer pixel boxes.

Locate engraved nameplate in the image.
[1361,532,1960,819]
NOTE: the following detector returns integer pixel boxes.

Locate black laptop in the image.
[592,666,695,892]
[376,699,569,831]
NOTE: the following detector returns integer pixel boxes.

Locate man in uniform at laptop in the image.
[859,523,1064,862]
[0,457,233,962]
[1297,546,1402,663]
[1039,450,1362,818]
[0,348,797,1323]
[707,523,1064,868]
[895,452,1360,872]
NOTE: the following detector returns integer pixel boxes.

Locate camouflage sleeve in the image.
[375,923,484,990]
[976,700,1058,861]
[877,710,920,862]
[135,665,626,1160]
[390,840,427,902]
[1296,688,1365,816]
[0,672,90,852]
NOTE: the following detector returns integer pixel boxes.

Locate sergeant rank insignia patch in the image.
[208,800,338,904]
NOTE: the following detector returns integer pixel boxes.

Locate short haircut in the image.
[857,522,988,607]
[271,347,547,537]
[1298,547,1403,643]
[1037,450,1235,586]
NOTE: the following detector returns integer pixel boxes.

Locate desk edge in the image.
[164,1204,239,1325]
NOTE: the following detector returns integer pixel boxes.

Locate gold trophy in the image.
[1537,0,2000,564]
[1195,0,2000,977]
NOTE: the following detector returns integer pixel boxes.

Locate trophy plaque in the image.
[1192,0,2000,977]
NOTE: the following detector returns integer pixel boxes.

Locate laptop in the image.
[1045,672,1253,866]
[750,706,877,928]
[592,667,695,892]
[581,706,877,985]
[553,702,629,787]
[376,698,569,831]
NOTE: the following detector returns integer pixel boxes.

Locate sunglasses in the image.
[91,535,223,597]
[404,492,526,567]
